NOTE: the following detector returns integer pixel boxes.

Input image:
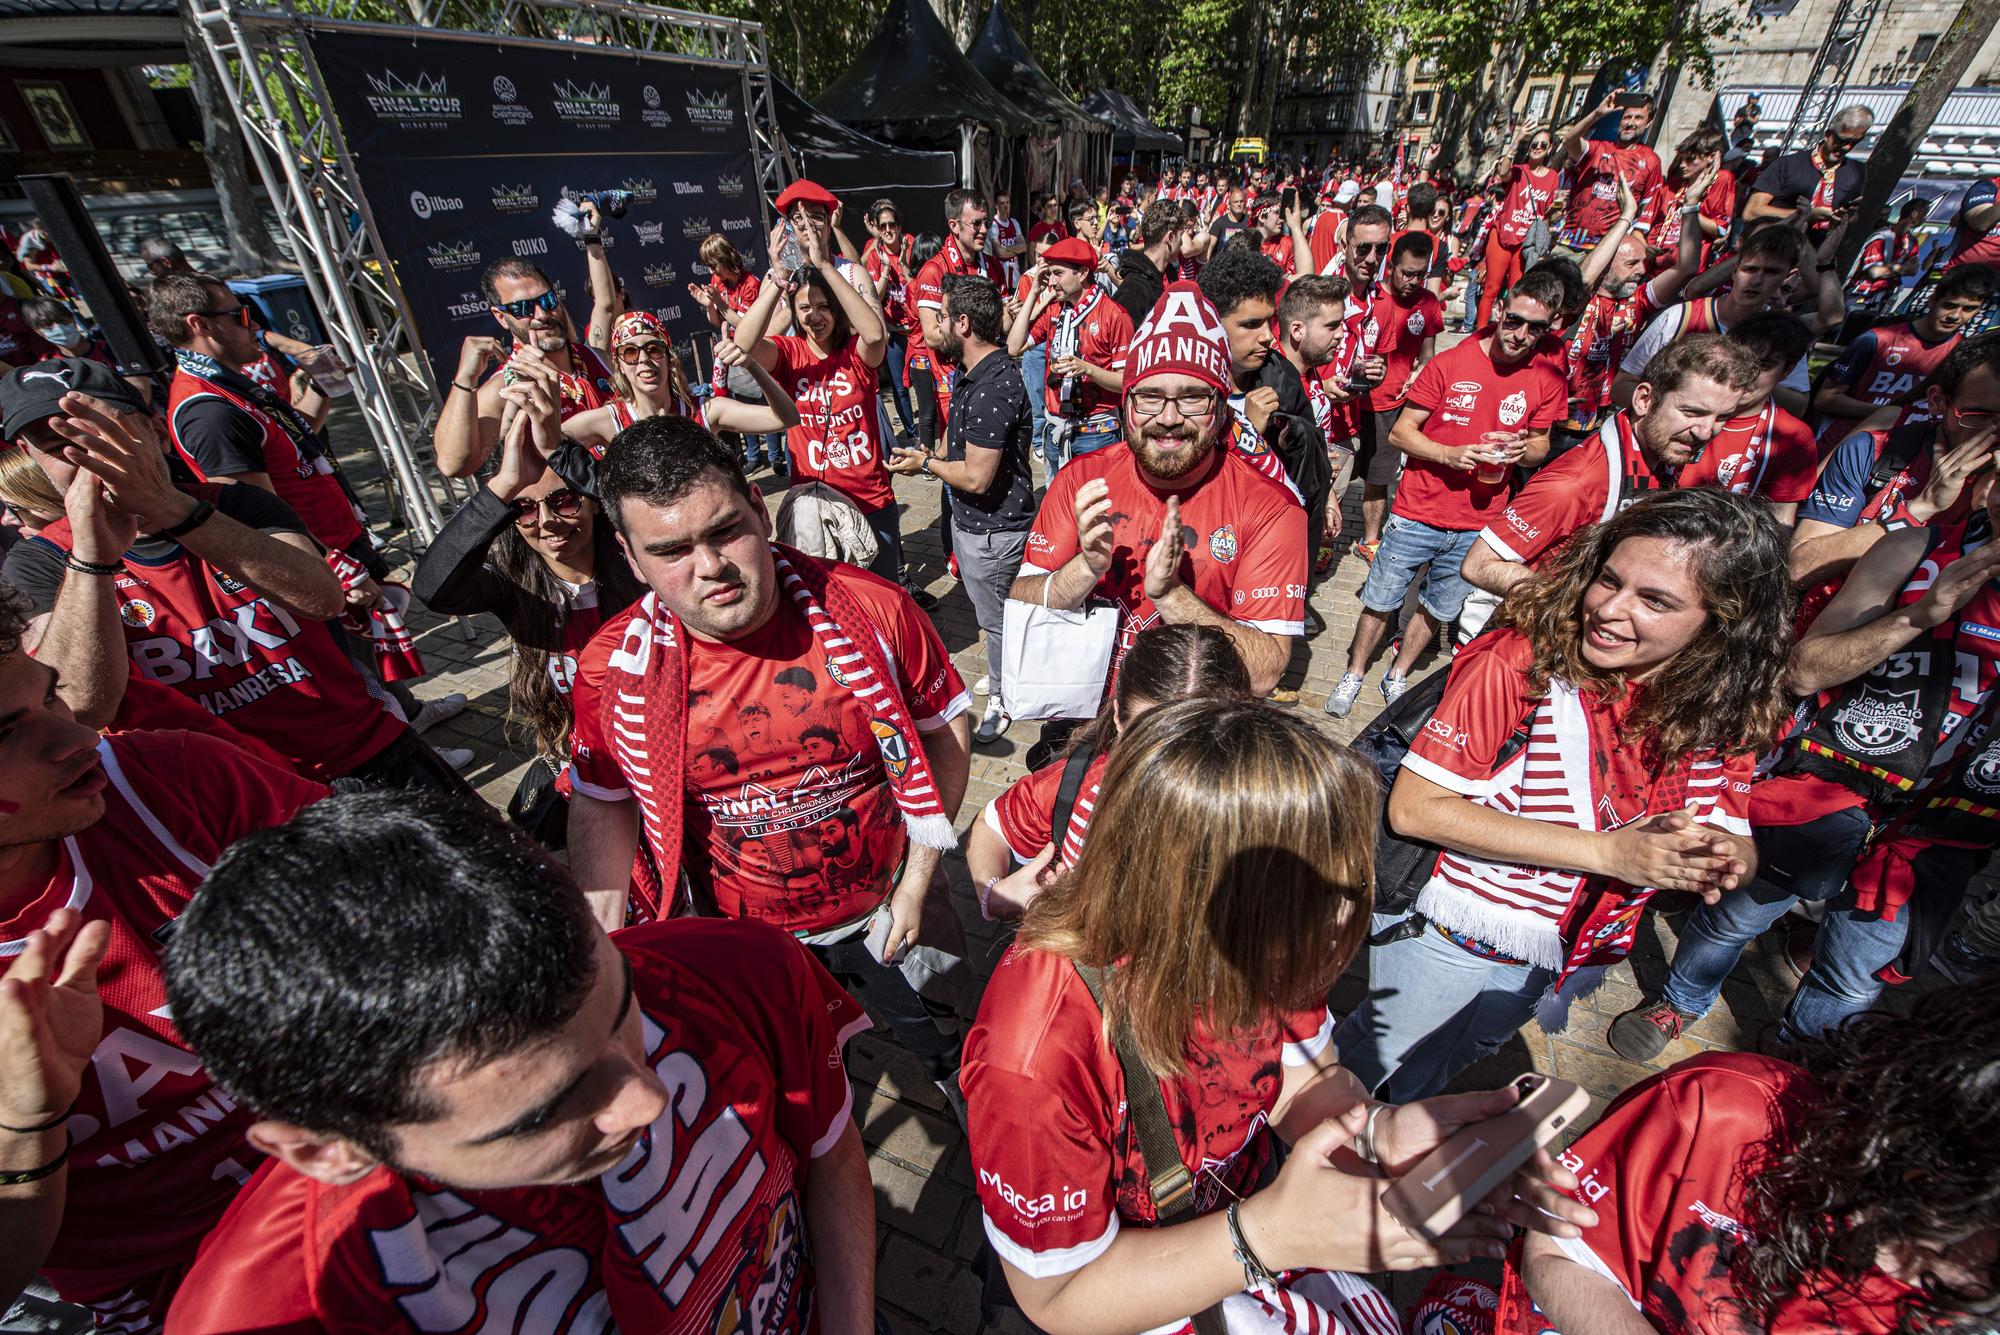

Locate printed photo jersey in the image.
[1496,165,1562,244]
[1359,285,1444,411]
[1564,140,1663,246]
[983,752,1111,870]
[1564,283,1663,426]
[1028,288,1134,428]
[1395,338,1567,530]
[767,334,894,512]
[569,562,969,933]
[6,731,324,1321]
[166,920,869,1335]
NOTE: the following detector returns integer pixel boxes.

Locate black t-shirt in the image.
[1755,150,1866,212]
[2,483,307,615]
[944,348,1035,534]
[1208,214,1251,248]
[173,396,271,476]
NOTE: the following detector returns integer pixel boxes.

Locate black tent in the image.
[965,0,1109,202]
[815,0,1038,147]
[770,75,958,234]
[1082,88,1181,156]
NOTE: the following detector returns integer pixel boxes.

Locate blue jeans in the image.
[1020,344,1052,473]
[863,503,904,583]
[1358,515,1481,622]
[883,333,917,436]
[1459,269,1482,333]
[1335,913,1555,1101]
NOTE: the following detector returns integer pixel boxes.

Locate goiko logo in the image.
[426,240,481,272]
[363,69,461,126]
[684,87,735,129]
[490,183,539,215]
[621,177,659,203]
[512,237,548,256]
[717,174,746,198]
[642,261,679,288]
[408,190,463,220]
[721,216,754,233]
[672,181,704,197]
[681,216,713,240]
[446,289,488,319]
[552,78,621,125]
[654,304,683,322]
[634,220,666,246]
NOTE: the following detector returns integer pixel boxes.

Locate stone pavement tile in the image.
[870,1149,968,1251]
[878,1232,988,1335]
[855,1081,967,1186]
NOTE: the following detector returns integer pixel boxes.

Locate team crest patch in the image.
[1966,737,2000,794]
[1406,309,1428,336]
[870,718,910,777]
[1497,390,1528,427]
[712,1193,803,1335]
[120,599,156,628]
[1208,525,1238,563]
[825,656,854,688]
[1831,685,1923,757]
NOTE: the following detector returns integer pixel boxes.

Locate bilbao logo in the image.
[409,190,463,220]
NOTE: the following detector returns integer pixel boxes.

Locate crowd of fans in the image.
[2,85,2000,1335]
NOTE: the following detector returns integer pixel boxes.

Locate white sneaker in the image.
[973,675,991,696]
[974,697,1011,743]
[1325,672,1364,718]
[411,691,468,734]
[1381,674,1410,705]
[436,746,476,771]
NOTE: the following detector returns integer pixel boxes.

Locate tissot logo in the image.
[446,290,487,318]
[634,221,666,246]
[490,184,538,214]
[622,178,659,203]
[672,181,704,197]
[363,69,461,125]
[408,191,463,219]
[642,261,679,287]
[551,78,621,124]
[512,237,548,256]
[681,216,713,240]
[684,87,735,128]
[426,241,481,272]
[717,174,746,198]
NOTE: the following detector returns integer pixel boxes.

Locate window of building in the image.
[1411,91,1434,122]
[1911,33,1940,64]
[1525,85,1552,121]
[1564,84,1592,118]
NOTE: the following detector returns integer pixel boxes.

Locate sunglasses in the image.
[1499,311,1553,335]
[1352,241,1388,257]
[493,290,561,320]
[1829,133,1867,149]
[509,488,584,525]
[197,304,254,328]
[616,340,670,364]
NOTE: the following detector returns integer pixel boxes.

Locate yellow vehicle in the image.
[1228,137,1268,163]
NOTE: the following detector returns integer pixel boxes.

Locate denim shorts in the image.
[1358,514,1480,621]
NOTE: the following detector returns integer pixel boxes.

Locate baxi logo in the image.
[552,78,621,125]
[490,183,538,215]
[408,190,463,220]
[633,221,666,246]
[426,240,481,272]
[717,174,746,198]
[642,261,678,288]
[363,69,460,127]
[621,177,659,203]
[681,216,713,240]
[684,87,736,129]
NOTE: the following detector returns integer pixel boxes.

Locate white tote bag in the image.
[1000,596,1119,721]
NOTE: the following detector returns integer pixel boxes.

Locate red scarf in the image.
[608,546,957,918]
[327,548,425,682]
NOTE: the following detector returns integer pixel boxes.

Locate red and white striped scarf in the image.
[327,548,424,682]
[608,545,957,919]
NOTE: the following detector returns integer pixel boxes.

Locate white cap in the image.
[1334,181,1361,203]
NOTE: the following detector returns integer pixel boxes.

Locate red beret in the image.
[773,179,839,213]
[1041,236,1098,268]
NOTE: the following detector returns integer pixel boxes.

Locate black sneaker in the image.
[1607,999,1697,1062]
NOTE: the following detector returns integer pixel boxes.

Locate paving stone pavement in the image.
[326,377,1961,1333]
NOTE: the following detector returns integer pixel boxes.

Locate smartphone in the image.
[1380,1074,1589,1242]
[1613,90,1650,108]
[1282,185,1300,215]
[863,904,899,965]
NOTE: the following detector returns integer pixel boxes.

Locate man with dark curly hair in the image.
[1507,979,2000,1333]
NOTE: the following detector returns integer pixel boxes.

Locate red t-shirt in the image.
[1564,282,1663,426]
[861,242,916,334]
[568,564,969,933]
[1360,285,1444,410]
[166,920,868,1335]
[10,732,323,1320]
[1026,288,1134,427]
[1021,443,1308,670]
[1259,233,1297,273]
[1644,169,1736,269]
[1565,140,1664,245]
[1479,415,1672,566]
[1496,164,1562,244]
[707,267,762,316]
[911,241,1007,419]
[1499,1054,1920,1335]
[983,752,1110,870]
[1307,210,1345,273]
[1679,401,1819,503]
[1396,337,1567,530]
[767,333,893,512]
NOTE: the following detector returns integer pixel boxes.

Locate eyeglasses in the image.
[1950,403,1999,427]
[493,290,561,319]
[509,488,584,525]
[616,340,670,364]
[1351,242,1388,257]
[196,304,253,328]
[1829,132,1867,149]
[1499,310,1553,336]
[1130,388,1219,418]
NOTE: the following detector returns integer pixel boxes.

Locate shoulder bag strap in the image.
[1050,742,1097,856]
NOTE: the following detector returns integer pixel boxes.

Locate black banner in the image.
[308,28,766,392]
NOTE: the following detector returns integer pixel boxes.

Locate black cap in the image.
[0,357,147,442]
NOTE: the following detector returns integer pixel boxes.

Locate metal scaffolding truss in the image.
[185,0,784,545]
[1778,0,1885,154]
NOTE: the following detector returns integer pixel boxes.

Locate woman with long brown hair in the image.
[561,310,797,454]
[1336,487,1794,1102]
[963,698,1594,1335]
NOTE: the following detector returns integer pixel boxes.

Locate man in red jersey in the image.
[433,257,617,478]
[1846,198,1928,310]
[912,189,1008,430]
[0,584,324,1329]
[564,417,973,1103]
[1360,233,1444,432]
[1006,236,1134,466]
[1941,172,2000,285]
[1676,313,1824,523]
[1326,270,1568,717]
[0,369,464,790]
[158,792,878,1335]
[1555,91,1664,256]
[1812,265,1995,446]
[1640,128,1734,275]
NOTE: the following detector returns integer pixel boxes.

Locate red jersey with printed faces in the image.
[569,565,968,933]
[1644,168,1736,269]
[1396,336,1567,530]
[167,921,867,1335]
[31,498,407,782]
[1679,401,1819,503]
[1020,443,1308,671]
[1565,283,1662,425]
[1028,287,1134,427]
[1497,1054,1919,1335]
[984,753,1110,871]
[767,334,893,512]
[1360,285,1444,410]
[1496,165,1561,244]
[1564,140,1663,247]
[9,731,324,1322]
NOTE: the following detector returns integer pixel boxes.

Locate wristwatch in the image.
[920,453,935,477]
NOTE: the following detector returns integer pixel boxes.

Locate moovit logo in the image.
[409,190,463,220]
[445,289,487,318]
[512,237,548,256]
[634,220,666,246]
[621,178,659,203]
[426,240,481,271]
[721,216,754,233]
[490,183,538,214]
[642,261,679,287]
[717,174,746,198]
[684,87,735,126]
[680,216,713,240]
[363,69,461,123]
[552,78,621,123]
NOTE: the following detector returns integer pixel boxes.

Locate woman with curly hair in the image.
[1335,487,1795,1101]
[1510,977,2000,1333]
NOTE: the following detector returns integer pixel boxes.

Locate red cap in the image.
[1125,282,1232,398]
[773,179,839,213]
[1028,221,1067,246]
[1041,236,1098,268]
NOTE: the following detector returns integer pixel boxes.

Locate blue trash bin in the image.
[227,274,327,346]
